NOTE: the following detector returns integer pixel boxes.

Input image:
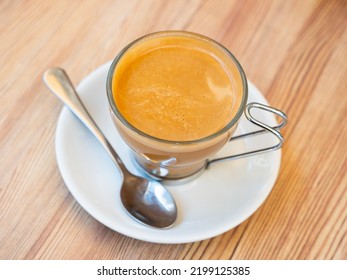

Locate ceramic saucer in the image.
[55,62,281,244]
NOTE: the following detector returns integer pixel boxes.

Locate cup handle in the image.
[206,102,288,168]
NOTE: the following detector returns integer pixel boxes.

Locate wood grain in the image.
[0,0,346,260]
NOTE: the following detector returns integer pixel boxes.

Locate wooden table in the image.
[1,0,346,260]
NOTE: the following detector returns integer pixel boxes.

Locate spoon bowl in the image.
[121,176,177,227]
[43,68,177,228]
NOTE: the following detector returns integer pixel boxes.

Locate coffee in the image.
[107,31,247,179]
[112,34,239,141]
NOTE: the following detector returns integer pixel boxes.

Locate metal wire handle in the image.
[207,102,288,167]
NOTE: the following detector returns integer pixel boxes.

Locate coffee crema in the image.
[112,34,237,141]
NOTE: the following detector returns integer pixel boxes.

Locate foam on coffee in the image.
[112,34,238,141]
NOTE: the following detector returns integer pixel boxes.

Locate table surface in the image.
[1,0,346,260]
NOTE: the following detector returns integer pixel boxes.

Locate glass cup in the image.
[106,31,287,180]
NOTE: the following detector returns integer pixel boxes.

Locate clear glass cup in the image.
[106,31,284,180]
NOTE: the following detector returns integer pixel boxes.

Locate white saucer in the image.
[55,62,281,244]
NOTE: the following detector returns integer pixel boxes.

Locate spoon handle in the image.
[43,67,128,175]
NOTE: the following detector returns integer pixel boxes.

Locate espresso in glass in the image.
[107,31,247,179]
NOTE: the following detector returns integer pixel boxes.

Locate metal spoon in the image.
[43,68,177,228]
